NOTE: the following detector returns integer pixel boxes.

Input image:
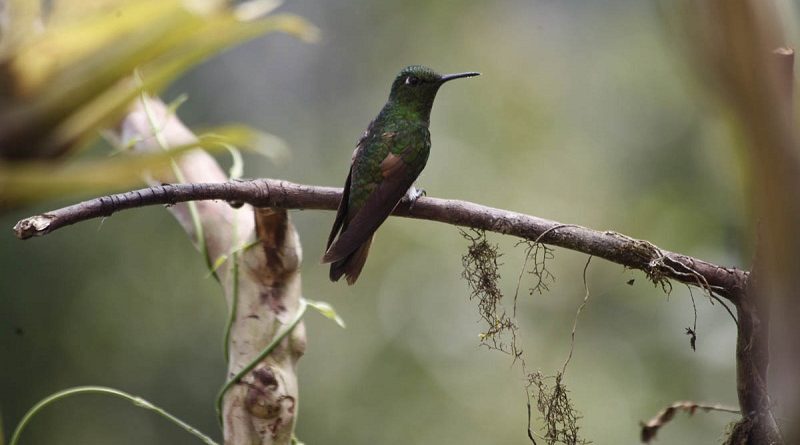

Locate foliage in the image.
[0,0,317,205]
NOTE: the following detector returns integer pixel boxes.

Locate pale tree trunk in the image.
[118,97,306,445]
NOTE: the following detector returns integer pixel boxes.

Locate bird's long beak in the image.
[440,71,481,83]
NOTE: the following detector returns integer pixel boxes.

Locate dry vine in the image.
[461,228,520,358]
[460,228,590,444]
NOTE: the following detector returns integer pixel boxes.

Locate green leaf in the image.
[234,0,283,21]
[208,254,231,278]
[10,386,218,445]
[225,145,244,180]
[196,125,291,164]
[165,93,189,117]
[0,137,229,203]
[305,298,347,328]
[250,131,291,165]
[207,240,260,278]
[0,0,319,161]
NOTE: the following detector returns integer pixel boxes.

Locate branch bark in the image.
[13,177,748,304]
[115,97,306,445]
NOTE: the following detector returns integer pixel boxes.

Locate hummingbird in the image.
[322,65,480,284]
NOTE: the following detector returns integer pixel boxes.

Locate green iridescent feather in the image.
[323,65,479,284]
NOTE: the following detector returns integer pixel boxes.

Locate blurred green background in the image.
[1,0,762,443]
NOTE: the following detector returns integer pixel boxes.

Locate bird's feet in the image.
[403,186,426,210]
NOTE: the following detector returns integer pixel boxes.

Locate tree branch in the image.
[13,178,748,303]
[640,400,740,443]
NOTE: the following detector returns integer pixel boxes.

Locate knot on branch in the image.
[243,364,297,439]
[604,232,671,289]
[645,252,718,296]
[605,231,733,302]
[645,255,676,294]
[725,415,782,445]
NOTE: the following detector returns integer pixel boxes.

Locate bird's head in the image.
[387,65,479,121]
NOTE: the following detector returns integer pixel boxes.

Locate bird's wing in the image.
[322,151,415,264]
[325,166,352,251]
[324,124,372,253]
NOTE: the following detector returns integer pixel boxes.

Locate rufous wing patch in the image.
[380,152,405,179]
[322,158,413,264]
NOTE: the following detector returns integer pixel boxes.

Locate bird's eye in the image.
[405,76,419,86]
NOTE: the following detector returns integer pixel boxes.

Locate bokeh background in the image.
[2,0,783,443]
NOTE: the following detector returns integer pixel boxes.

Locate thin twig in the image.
[640,400,740,443]
[527,392,538,445]
[561,256,592,376]
[686,285,698,351]
[513,241,535,318]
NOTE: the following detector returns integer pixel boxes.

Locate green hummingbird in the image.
[322,65,479,284]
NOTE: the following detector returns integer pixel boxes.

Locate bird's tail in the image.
[329,235,373,285]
